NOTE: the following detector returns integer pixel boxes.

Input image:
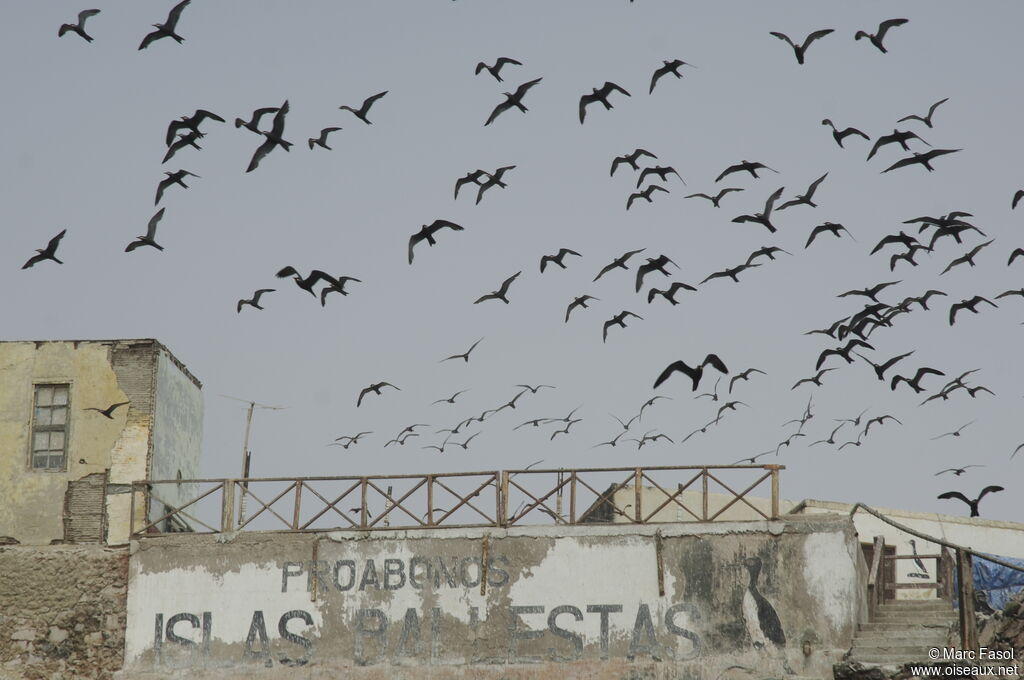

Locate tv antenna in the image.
[219,394,287,526]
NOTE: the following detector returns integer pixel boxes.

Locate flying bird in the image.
[611,149,657,176]
[637,166,684,188]
[138,0,191,50]
[454,170,490,200]
[649,59,693,93]
[695,377,722,402]
[935,466,984,477]
[746,246,792,265]
[626,184,668,210]
[634,255,677,292]
[602,310,643,343]
[821,120,869,148]
[1008,249,1024,266]
[474,271,522,304]
[308,127,342,150]
[855,18,909,53]
[154,169,199,205]
[653,354,728,390]
[516,384,555,394]
[806,222,855,248]
[769,29,835,64]
[22,229,67,269]
[777,173,827,210]
[275,267,338,297]
[579,81,631,124]
[866,129,930,161]
[837,280,900,302]
[856,350,913,381]
[898,98,949,128]
[433,389,469,405]
[408,220,464,264]
[685,188,744,208]
[162,130,204,164]
[237,289,275,313]
[937,487,1004,517]
[815,339,874,370]
[58,9,101,42]
[357,382,399,407]
[166,109,225,147]
[732,187,785,232]
[647,281,696,305]
[890,367,945,393]
[593,248,645,282]
[729,368,766,393]
[246,101,292,173]
[948,296,998,326]
[716,160,778,182]
[484,78,543,126]
[863,414,901,436]
[870,231,922,255]
[882,148,961,173]
[125,208,166,253]
[1013,190,1024,210]
[932,421,975,440]
[235,106,280,134]
[940,240,994,275]
[701,263,761,284]
[84,401,129,418]
[339,91,388,124]
[565,295,599,322]
[475,57,522,82]
[318,276,362,306]
[475,165,516,204]
[540,248,581,273]
[441,338,483,363]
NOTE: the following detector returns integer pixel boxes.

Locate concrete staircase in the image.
[849,600,957,665]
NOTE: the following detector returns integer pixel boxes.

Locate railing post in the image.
[940,548,954,602]
[867,535,884,619]
[292,481,303,530]
[955,549,977,650]
[500,471,509,527]
[569,471,577,524]
[427,475,435,526]
[129,482,138,537]
[701,468,709,521]
[769,465,780,519]
[221,480,235,532]
[360,477,368,529]
[634,468,642,523]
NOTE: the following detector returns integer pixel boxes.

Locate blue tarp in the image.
[971,554,1024,611]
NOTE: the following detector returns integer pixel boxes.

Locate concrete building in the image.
[0,339,202,546]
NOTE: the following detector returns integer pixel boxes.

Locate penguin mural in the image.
[907,539,931,579]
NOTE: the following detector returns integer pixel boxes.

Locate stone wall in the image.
[0,545,128,679]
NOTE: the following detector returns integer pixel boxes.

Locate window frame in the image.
[28,382,72,472]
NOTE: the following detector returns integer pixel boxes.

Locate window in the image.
[30,384,70,470]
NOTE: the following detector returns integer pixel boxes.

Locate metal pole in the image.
[238,402,255,526]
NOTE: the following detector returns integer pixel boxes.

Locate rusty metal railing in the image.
[129,464,784,537]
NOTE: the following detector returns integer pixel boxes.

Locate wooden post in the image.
[129,483,137,537]
[769,466,780,519]
[955,549,977,650]
[360,477,368,529]
[427,475,435,526]
[634,468,642,522]
[655,530,665,597]
[569,471,577,524]
[701,469,709,521]
[221,480,235,532]
[292,481,303,530]
[939,548,954,602]
[500,471,509,527]
[868,535,884,619]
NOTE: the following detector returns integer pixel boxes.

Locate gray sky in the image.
[4,2,1023,524]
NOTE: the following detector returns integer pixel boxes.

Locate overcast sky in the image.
[4,2,1023,525]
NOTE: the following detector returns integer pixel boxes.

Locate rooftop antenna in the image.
[219,394,286,527]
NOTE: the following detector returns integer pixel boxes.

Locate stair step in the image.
[872,613,956,621]
[851,654,934,664]
[854,631,948,642]
[851,644,937,655]
[859,622,951,632]
[877,601,952,611]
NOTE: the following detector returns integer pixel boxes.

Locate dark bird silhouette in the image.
[318,276,362,306]
[514,418,553,431]
[837,434,864,452]
[540,248,581,273]
[275,267,338,297]
[484,78,543,126]
[357,382,399,407]
[1008,249,1024,266]
[22,230,67,269]
[732,187,785,232]
[474,271,522,304]
[898,98,949,128]
[611,149,657,176]
[433,389,469,405]
[647,281,696,305]
[871,231,921,255]
[935,466,984,477]
[594,249,645,282]
[475,165,516,204]
[806,222,854,248]
[937,487,1004,517]
[889,245,932,271]
[125,209,166,253]
[638,395,671,419]
[821,120,869,148]
[516,384,554,394]
[550,419,582,440]
[155,169,199,205]
[308,127,342,150]
[84,401,129,419]
[339,91,388,124]
[716,160,778,183]
[932,421,975,440]
[627,184,669,210]
[804,318,849,339]
[602,311,643,343]
[732,451,775,465]
[856,350,913,381]
[695,377,722,402]
[448,432,481,450]
[138,0,191,50]
[928,224,987,249]
[777,173,827,210]
[454,170,490,200]
[996,288,1024,300]
[610,413,640,432]
[810,423,846,447]
[939,240,993,275]
[441,338,483,363]
[866,129,930,161]
[237,289,275,313]
[863,414,901,436]
[686,188,744,208]
[59,9,101,42]
[737,556,786,649]
[408,220,464,264]
[246,101,292,173]
[475,57,522,82]
[653,354,728,390]
[593,432,628,449]
[565,295,599,322]
[730,368,766,393]
[701,263,761,284]
[769,29,835,64]
[166,110,225,147]
[1013,190,1024,210]
[837,280,900,302]
[235,107,280,134]
[579,81,631,124]
[162,130,204,164]
[901,289,947,311]
[815,339,874,370]
[637,166,684,188]
[635,255,677,292]
[649,59,693,93]
[682,419,720,443]
[890,367,945,393]
[948,296,998,326]
[746,246,792,265]
[855,18,909,53]
[882,149,960,174]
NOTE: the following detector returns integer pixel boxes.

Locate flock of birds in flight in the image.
[37,3,1023,520]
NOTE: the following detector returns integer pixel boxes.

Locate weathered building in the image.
[0,338,202,546]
